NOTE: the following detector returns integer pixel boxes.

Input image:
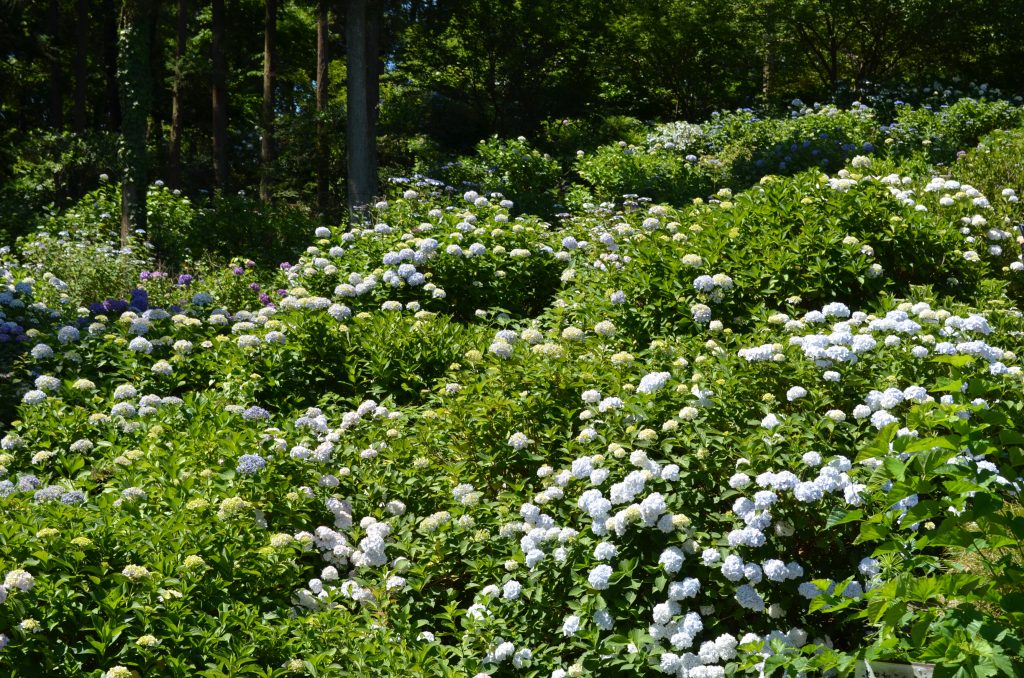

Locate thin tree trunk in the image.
[346,0,375,216]
[260,0,277,202]
[147,2,164,178]
[761,31,772,101]
[103,0,121,129]
[47,0,64,130]
[118,0,155,246]
[74,0,89,133]
[168,0,187,188]
[212,0,228,191]
[827,15,839,92]
[316,0,329,213]
[366,0,380,183]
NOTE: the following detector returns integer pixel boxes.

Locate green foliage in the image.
[2,94,1024,678]
[771,365,1024,676]
[885,98,1024,164]
[575,143,724,207]
[0,131,119,243]
[182,196,317,270]
[571,100,1023,209]
[953,127,1024,209]
[539,116,645,164]
[421,136,563,217]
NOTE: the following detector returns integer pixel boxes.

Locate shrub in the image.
[1,96,1024,677]
[421,136,563,217]
[884,98,1023,164]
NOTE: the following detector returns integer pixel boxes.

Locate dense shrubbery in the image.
[418,137,564,218]
[884,98,1024,164]
[1,99,1024,677]
[0,130,119,244]
[571,98,1021,207]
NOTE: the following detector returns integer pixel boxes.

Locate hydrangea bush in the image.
[0,99,1023,676]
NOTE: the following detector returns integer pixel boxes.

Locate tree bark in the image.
[316,0,330,213]
[260,0,277,202]
[74,0,89,133]
[212,0,228,191]
[168,0,187,188]
[346,0,377,216]
[118,0,155,246]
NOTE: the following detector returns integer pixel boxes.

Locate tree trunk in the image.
[118,0,155,246]
[827,15,839,92]
[316,0,329,213]
[761,31,772,102]
[346,0,377,216]
[103,0,121,129]
[168,0,187,188]
[212,0,228,191]
[74,0,89,133]
[260,0,278,202]
[366,0,380,183]
[47,0,64,130]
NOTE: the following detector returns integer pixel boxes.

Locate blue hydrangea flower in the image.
[242,406,271,421]
[60,491,86,505]
[237,454,266,476]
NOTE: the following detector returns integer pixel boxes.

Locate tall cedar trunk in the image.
[74,0,89,133]
[346,0,375,215]
[118,0,154,246]
[47,0,64,130]
[211,0,228,191]
[260,0,277,202]
[103,0,121,129]
[315,0,329,213]
[346,0,380,216]
[168,0,187,188]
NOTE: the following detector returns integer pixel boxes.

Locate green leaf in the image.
[826,508,863,528]
[931,355,976,368]
[857,521,890,543]
[999,430,1024,446]
[902,500,943,525]
[1001,592,1024,615]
